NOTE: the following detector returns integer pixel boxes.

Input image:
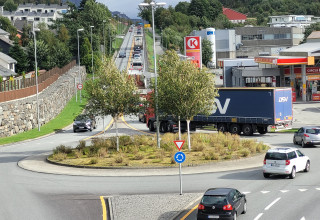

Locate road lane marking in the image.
[298,189,308,192]
[242,191,251,194]
[82,118,114,141]
[300,217,306,220]
[265,197,281,210]
[280,190,289,193]
[100,196,107,220]
[121,116,154,136]
[261,191,270,194]
[316,188,320,190]
[254,213,263,220]
[180,204,199,220]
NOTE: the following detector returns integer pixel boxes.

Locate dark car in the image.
[197,188,247,220]
[73,115,96,132]
[119,51,126,58]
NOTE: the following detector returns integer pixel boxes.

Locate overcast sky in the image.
[97,0,190,19]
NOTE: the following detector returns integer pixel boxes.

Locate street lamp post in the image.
[90,26,94,80]
[103,20,106,60]
[32,24,40,131]
[77,28,84,103]
[139,1,166,148]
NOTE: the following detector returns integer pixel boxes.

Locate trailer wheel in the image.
[148,121,155,131]
[230,124,241,135]
[242,124,253,136]
[217,123,228,133]
[257,126,267,134]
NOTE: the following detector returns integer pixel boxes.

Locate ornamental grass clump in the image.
[53,145,72,155]
[52,152,67,161]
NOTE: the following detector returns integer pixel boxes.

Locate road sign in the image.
[77,83,83,90]
[174,152,186,163]
[174,140,185,151]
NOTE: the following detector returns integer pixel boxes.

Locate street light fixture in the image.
[90,25,94,80]
[77,28,84,103]
[139,1,166,148]
[32,24,40,131]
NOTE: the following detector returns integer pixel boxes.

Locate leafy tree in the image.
[188,0,222,21]
[0,16,17,40]
[3,0,17,11]
[175,1,190,15]
[138,0,152,24]
[85,58,140,151]
[58,24,70,43]
[9,37,29,74]
[202,39,213,67]
[157,50,218,151]
[21,23,32,47]
[26,39,50,71]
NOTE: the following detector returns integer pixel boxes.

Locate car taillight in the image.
[263,159,266,165]
[223,204,233,211]
[304,134,309,137]
[198,204,205,210]
[286,160,290,165]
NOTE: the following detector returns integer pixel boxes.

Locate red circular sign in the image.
[77,84,83,90]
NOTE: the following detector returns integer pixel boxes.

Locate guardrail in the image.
[0,60,76,102]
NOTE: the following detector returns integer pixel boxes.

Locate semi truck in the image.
[146,87,293,135]
[134,34,143,50]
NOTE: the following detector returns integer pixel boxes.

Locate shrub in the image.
[240,149,250,157]
[74,150,82,159]
[134,153,144,160]
[89,158,98,164]
[170,152,176,164]
[192,142,206,152]
[114,154,124,163]
[97,148,108,158]
[76,140,86,150]
[156,149,166,160]
[127,145,139,154]
[53,145,72,155]
[119,135,133,146]
[88,145,100,157]
[52,152,67,161]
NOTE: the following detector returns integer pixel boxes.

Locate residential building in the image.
[0,3,69,26]
[0,52,17,80]
[223,7,247,24]
[0,28,13,55]
[268,15,320,29]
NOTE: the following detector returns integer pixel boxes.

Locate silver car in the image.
[293,126,320,147]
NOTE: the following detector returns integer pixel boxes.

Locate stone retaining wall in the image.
[0,66,86,137]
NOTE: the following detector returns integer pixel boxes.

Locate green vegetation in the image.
[0,95,87,146]
[49,132,269,167]
[145,30,155,71]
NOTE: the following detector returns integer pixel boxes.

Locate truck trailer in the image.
[146,87,293,135]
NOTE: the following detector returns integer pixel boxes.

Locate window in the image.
[9,63,14,70]
[296,150,304,157]
[298,128,304,133]
[265,152,288,160]
[241,34,262,40]
[274,34,288,39]
[306,128,320,134]
[201,196,227,205]
[287,151,297,159]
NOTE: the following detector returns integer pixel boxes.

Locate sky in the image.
[98,0,191,19]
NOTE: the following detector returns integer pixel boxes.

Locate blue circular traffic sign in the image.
[174,152,186,163]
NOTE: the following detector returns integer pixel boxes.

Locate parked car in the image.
[293,126,320,147]
[73,115,96,132]
[263,147,310,179]
[197,188,246,220]
[119,51,126,58]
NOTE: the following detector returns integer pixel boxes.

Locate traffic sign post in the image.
[77,83,83,90]
[174,150,186,195]
[174,140,185,151]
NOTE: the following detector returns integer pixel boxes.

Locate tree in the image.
[0,16,17,40]
[26,39,50,71]
[175,1,190,15]
[138,0,152,24]
[302,23,320,43]
[202,39,213,67]
[85,58,140,151]
[9,37,29,74]
[188,0,222,21]
[3,0,17,12]
[58,24,70,43]
[21,23,32,47]
[157,50,218,151]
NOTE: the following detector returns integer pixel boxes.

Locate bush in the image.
[97,147,108,158]
[119,135,133,146]
[114,154,124,163]
[52,152,67,161]
[134,153,144,160]
[192,142,206,152]
[240,149,250,157]
[76,140,86,150]
[53,145,72,155]
[89,158,98,164]
[74,150,83,159]
[203,151,219,160]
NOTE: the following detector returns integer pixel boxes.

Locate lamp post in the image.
[139,1,166,148]
[90,25,94,80]
[77,28,84,103]
[103,20,106,60]
[32,24,40,131]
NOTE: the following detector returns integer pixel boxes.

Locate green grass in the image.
[0,94,87,146]
[145,30,155,71]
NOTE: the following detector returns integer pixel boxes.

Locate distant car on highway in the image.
[197,188,246,220]
[133,54,141,60]
[293,126,320,147]
[73,115,96,132]
[263,147,310,179]
[119,51,126,58]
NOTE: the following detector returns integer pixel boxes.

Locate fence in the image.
[0,60,76,102]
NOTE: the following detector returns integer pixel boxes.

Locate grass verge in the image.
[48,132,269,168]
[0,94,87,146]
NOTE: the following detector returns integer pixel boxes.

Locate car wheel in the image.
[304,161,310,172]
[263,173,270,178]
[293,136,297,145]
[289,167,296,179]
[301,141,306,148]
[242,201,247,214]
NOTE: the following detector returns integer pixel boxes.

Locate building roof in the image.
[0,65,17,77]
[223,7,247,21]
[0,36,13,46]
[0,52,17,63]
[0,28,9,36]
[307,31,320,39]
[280,42,320,57]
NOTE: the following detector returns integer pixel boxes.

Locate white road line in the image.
[298,189,308,192]
[300,217,306,220]
[242,191,251,194]
[280,190,289,193]
[254,213,264,220]
[261,191,270,194]
[316,188,320,191]
[265,197,281,210]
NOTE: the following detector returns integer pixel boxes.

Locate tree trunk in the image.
[187,119,191,151]
[178,116,181,140]
[115,115,119,151]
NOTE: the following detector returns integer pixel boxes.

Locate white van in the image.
[130,60,143,71]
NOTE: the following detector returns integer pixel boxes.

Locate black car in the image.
[197,188,247,220]
[119,51,126,58]
[73,115,96,132]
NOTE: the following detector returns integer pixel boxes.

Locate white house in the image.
[268,15,320,29]
[0,52,17,80]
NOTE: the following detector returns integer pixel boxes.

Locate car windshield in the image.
[201,195,227,205]
[306,128,320,134]
[75,115,89,122]
[265,152,288,160]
